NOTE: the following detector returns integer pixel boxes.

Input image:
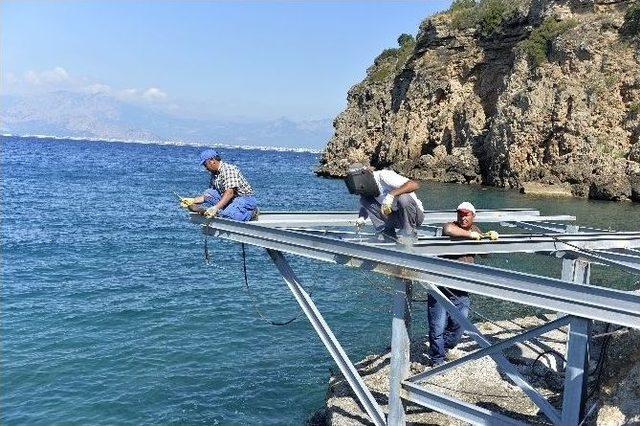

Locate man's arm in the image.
[389,179,419,196]
[442,222,482,239]
[213,188,236,210]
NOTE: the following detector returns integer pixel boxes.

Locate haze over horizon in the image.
[2,1,450,147]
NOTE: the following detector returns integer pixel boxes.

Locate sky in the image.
[1,1,450,121]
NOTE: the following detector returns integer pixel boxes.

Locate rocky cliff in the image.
[317,0,640,202]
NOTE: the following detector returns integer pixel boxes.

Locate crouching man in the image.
[427,201,498,366]
[345,163,424,245]
[180,149,258,221]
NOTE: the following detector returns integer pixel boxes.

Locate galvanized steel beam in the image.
[407,315,571,383]
[388,279,412,425]
[424,284,561,424]
[267,249,387,426]
[363,233,640,256]
[190,211,575,227]
[200,219,640,328]
[401,381,528,426]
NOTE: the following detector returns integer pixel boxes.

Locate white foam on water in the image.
[1,133,322,154]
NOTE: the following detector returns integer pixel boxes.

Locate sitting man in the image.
[180,149,258,221]
[345,163,424,244]
[427,201,498,366]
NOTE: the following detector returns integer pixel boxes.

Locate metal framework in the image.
[191,209,640,425]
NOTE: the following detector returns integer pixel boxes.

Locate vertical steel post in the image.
[388,279,412,425]
[560,231,592,425]
[266,249,387,426]
[561,316,591,425]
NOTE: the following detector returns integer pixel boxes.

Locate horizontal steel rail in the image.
[401,381,527,425]
[348,232,640,256]
[200,219,640,328]
[190,211,575,227]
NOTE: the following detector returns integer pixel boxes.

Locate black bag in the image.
[344,164,380,197]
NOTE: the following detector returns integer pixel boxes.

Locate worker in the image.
[179,149,258,221]
[427,201,499,366]
[345,163,424,245]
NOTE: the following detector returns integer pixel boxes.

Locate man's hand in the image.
[180,197,196,208]
[354,217,366,229]
[381,194,394,216]
[204,206,219,218]
[468,230,482,240]
[485,230,499,240]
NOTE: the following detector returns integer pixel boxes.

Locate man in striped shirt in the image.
[180,149,258,221]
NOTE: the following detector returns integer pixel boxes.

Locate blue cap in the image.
[200,149,220,165]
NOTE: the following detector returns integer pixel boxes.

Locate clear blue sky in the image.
[2,1,450,121]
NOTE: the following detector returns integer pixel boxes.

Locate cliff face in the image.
[317,0,640,202]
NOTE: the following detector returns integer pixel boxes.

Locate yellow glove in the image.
[485,230,499,240]
[381,194,394,216]
[180,197,196,208]
[469,231,482,240]
[204,206,219,218]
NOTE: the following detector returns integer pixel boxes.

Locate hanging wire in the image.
[240,243,302,326]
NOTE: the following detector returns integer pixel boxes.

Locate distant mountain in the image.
[0,91,333,149]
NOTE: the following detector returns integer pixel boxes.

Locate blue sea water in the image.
[2,135,639,425]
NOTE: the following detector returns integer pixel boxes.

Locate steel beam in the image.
[267,249,387,426]
[402,381,528,426]
[388,279,412,425]
[190,211,574,227]
[408,315,571,383]
[424,284,561,424]
[560,257,591,425]
[201,219,640,328]
[362,232,640,256]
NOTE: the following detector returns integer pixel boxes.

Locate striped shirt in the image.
[210,161,254,196]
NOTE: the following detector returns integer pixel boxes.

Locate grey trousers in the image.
[359,194,425,240]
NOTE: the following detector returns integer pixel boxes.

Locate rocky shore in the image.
[310,314,640,425]
[317,0,640,202]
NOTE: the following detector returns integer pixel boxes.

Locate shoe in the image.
[250,208,260,221]
[428,358,445,367]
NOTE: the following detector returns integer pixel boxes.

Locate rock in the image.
[317,0,640,203]
[520,181,574,197]
[315,316,640,425]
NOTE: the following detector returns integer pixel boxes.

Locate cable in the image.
[240,243,303,326]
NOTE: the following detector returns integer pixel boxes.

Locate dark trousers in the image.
[359,193,424,239]
[427,289,470,364]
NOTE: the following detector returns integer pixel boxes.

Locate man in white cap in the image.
[426,201,498,366]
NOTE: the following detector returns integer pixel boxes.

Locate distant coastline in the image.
[0,133,322,154]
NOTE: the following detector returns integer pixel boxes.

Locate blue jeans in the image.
[204,189,258,222]
[427,288,470,364]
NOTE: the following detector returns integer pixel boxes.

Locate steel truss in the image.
[193,210,640,425]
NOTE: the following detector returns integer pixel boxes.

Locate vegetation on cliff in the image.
[318,0,640,202]
[521,17,578,67]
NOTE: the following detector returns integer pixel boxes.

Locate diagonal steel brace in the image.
[423,284,562,425]
[266,249,387,426]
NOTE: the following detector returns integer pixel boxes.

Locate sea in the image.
[2,135,639,425]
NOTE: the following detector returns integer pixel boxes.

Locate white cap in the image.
[456,201,476,214]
